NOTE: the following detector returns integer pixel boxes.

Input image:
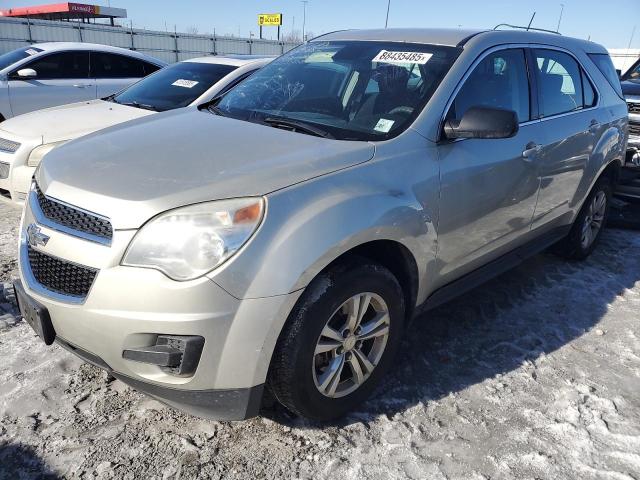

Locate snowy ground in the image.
[1,199,639,480]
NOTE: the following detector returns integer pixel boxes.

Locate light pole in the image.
[302,1,308,42]
[556,3,564,33]
[385,0,391,28]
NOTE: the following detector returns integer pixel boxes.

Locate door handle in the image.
[72,84,89,88]
[522,142,542,161]
[588,119,601,133]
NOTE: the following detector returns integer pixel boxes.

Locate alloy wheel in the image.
[312,292,390,398]
[581,190,607,249]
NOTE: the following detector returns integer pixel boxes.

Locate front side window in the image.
[111,61,237,111]
[21,51,90,79]
[214,41,461,141]
[534,49,584,117]
[449,48,531,123]
[92,52,147,78]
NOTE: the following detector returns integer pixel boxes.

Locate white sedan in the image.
[0,55,272,205]
[0,42,166,120]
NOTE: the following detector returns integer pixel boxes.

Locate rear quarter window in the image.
[588,53,624,99]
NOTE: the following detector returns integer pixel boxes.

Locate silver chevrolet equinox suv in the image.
[15,28,628,421]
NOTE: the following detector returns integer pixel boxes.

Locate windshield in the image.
[0,46,43,71]
[112,61,237,111]
[214,41,460,141]
[624,59,640,82]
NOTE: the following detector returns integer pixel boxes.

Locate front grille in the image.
[630,123,640,137]
[0,161,8,179]
[0,137,20,154]
[35,183,113,241]
[27,246,97,298]
[628,102,640,114]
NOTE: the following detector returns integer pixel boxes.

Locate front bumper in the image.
[18,198,302,419]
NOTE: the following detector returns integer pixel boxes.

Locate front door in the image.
[8,51,94,116]
[436,48,542,283]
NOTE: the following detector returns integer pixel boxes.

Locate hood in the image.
[38,108,375,229]
[622,79,640,97]
[1,100,152,143]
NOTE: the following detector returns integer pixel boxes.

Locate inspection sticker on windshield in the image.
[172,79,199,88]
[25,48,39,56]
[374,118,395,133]
[373,50,432,65]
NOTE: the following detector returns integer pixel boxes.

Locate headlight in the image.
[122,198,265,281]
[27,141,67,167]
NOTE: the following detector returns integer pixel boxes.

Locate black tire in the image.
[268,259,405,421]
[554,177,612,260]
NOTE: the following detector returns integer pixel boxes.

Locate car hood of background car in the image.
[37,107,375,229]
[622,79,640,97]
[1,100,152,144]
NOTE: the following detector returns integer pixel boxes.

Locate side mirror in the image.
[616,69,622,78]
[444,106,519,140]
[15,68,37,79]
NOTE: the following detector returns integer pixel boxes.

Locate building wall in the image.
[0,17,299,62]
[608,48,640,75]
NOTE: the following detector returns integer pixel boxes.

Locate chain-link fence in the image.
[0,17,299,62]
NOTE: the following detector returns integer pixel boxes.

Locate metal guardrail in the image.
[0,17,299,62]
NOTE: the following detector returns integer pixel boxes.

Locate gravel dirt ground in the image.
[1,199,639,480]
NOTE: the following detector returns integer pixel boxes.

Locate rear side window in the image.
[450,48,530,123]
[534,49,585,117]
[92,52,149,78]
[589,53,623,98]
[21,51,90,79]
[582,71,596,107]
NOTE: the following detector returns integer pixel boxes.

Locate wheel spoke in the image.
[348,353,365,385]
[314,340,342,355]
[357,312,390,341]
[345,294,371,332]
[317,354,345,396]
[353,348,375,376]
[320,325,343,343]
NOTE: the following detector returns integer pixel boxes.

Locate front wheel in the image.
[555,177,612,260]
[268,260,405,421]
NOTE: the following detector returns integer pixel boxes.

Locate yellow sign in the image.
[258,13,282,26]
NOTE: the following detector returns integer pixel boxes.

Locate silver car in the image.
[0,42,165,120]
[0,55,272,204]
[14,28,628,421]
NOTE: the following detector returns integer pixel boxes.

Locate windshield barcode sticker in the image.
[373,50,432,65]
[25,49,39,56]
[172,79,199,88]
[374,118,395,133]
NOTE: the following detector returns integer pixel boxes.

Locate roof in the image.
[314,28,484,47]
[313,28,608,54]
[184,55,275,67]
[24,42,166,65]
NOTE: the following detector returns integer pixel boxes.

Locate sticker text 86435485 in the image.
[372,50,433,65]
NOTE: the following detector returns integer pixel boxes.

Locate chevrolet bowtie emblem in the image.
[26,223,50,248]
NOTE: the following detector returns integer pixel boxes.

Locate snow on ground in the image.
[0,199,639,480]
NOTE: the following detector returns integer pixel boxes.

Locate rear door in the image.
[436,48,543,282]
[8,51,93,116]
[530,48,601,228]
[92,52,158,98]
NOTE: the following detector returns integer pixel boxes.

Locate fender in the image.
[209,131,440,303]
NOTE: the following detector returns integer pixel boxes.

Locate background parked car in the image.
[0,55,272,204]
[616,57,640,201]
[0,42,166,121]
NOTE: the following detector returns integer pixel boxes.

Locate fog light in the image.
[122,335,205,376]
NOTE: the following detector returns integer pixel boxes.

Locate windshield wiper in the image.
[120,101,160,112]
[208,105,228,117]
[263,117,334,139]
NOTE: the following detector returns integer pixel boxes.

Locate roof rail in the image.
[493,24,561,35]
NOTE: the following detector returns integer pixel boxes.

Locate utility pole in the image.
[556,3,564,32]
[385,0,391,28]
[301,1,308,41]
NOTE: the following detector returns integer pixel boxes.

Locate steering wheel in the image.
[388,106,414,117]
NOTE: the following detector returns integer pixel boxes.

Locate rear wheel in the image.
[268,260,405,421]
[555,177,612,260]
